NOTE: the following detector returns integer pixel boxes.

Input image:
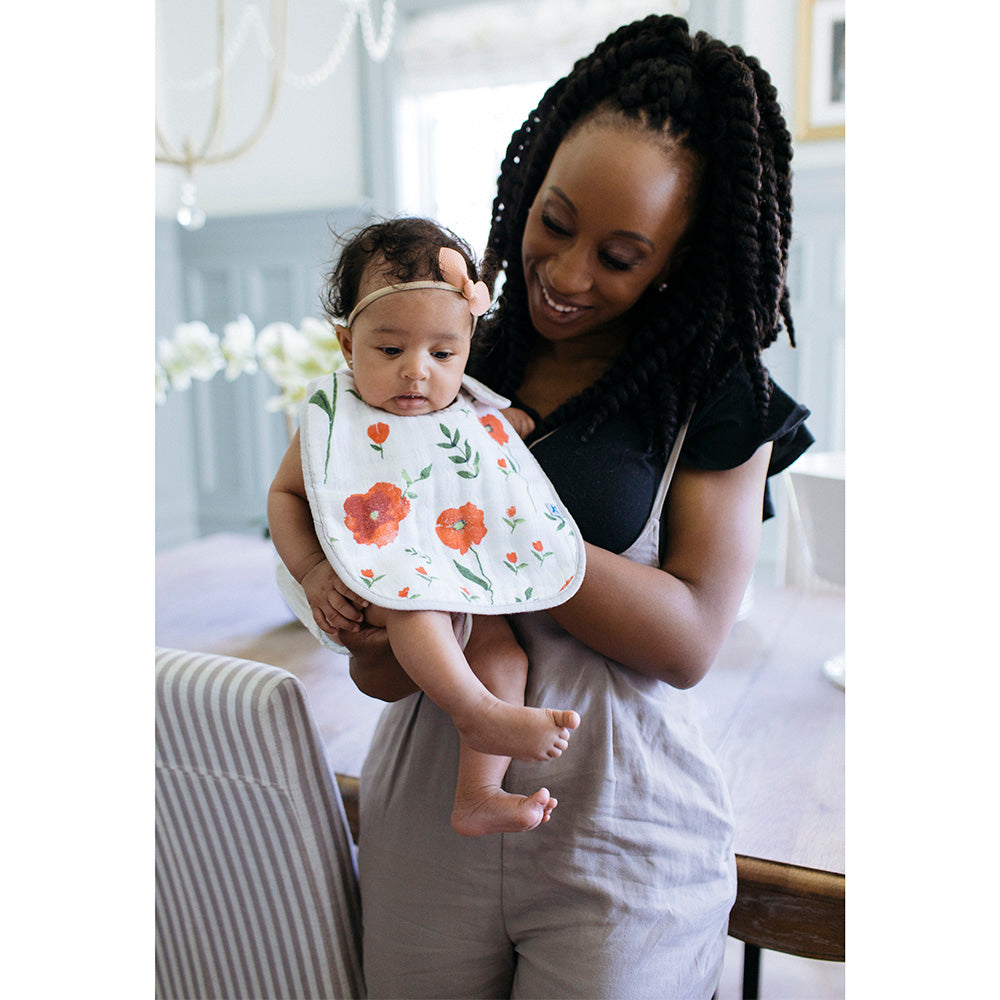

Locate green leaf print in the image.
[401,465,433,498]
[454,560,490,592]
[437,424,480,479]
[310,389,333,419]
[309,377,338,483]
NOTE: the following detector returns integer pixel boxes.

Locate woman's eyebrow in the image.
[548,186,655,250]
[549,186,577,214]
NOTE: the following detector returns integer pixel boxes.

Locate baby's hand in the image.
[502,406,536,440]
[301,559,369,635]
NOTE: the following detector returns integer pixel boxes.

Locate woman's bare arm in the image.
[545,442,772,689]
[344,442,772,698]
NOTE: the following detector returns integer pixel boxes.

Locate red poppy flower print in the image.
[479,414,509,446]
[368,422,390,458]
[343,482,410,548]
[435,502,487,554]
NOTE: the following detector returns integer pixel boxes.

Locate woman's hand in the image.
[502,406,536,440]
[340,622,419,702]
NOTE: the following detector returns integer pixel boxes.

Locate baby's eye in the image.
[432,351,454,360]
[380,346,402,356]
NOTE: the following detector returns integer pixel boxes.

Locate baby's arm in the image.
[267,429,368,636]
[502,406,536,440]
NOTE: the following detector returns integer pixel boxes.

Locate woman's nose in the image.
[546,242,592,295]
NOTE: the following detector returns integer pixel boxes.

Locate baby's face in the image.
[337,285,472,417]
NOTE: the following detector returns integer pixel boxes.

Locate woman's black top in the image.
[510,364,813,557]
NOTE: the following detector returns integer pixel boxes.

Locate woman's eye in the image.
[541,212,570,236]
[599,252,633,272]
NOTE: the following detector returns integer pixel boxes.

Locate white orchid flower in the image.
[300,316,341,352]
[299,316,347,375]
[255,317,347,416]
[256,322,306,385]
[221,314,258,380]
[157,337,188,391]
[155,363,170,405]
[159,321,224,389]
[155,313,347,419]
[264,383,311,415]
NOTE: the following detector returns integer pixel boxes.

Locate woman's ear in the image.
[335,324,353,368]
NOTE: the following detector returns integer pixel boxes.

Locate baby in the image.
[268,217,584,836]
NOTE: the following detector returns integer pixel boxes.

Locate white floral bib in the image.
[293,370,585,616]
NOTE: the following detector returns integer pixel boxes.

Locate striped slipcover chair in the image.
[155,648,365,999]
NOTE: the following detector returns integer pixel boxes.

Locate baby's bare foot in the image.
[451,785,557,837]
[455,696,581,762]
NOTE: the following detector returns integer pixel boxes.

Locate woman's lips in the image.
[539,279,587,320]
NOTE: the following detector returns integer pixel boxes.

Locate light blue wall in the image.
[155,207,368,550]
[766,164,846,454]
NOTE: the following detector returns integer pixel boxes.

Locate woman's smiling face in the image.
[521,117,699,344]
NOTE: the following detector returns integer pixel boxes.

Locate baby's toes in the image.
[554,709,581,731]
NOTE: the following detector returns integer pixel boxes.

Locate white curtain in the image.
[400,0,689,92]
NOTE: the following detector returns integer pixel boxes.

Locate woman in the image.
[339,15,813,998]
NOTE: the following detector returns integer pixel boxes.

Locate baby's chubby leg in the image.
[367,606,580,762]
[450,616,561,836]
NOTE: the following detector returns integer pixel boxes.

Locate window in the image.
[396,81,548,257]
[390,0,685,257]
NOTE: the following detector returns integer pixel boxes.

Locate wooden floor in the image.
[156,532,845,1000]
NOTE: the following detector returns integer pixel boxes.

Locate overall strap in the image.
[648,416,691,523]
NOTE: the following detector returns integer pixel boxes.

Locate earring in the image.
[657,281,669,293]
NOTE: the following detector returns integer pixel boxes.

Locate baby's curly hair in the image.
[321,216,494,322]
[473,14,796,456]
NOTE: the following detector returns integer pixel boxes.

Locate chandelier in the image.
[155,0,397,229]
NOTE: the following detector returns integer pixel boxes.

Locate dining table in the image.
[690,576,845,996]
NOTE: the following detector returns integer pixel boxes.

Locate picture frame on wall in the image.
[796,0,845,140]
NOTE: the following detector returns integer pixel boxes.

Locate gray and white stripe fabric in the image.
[155,648,365,999]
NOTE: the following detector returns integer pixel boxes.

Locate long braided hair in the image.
[472,14,795,456]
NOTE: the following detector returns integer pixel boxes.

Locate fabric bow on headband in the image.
[437,246,491,317]
[345,245,491,328]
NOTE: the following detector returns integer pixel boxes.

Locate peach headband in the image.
[345,246,491,329]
